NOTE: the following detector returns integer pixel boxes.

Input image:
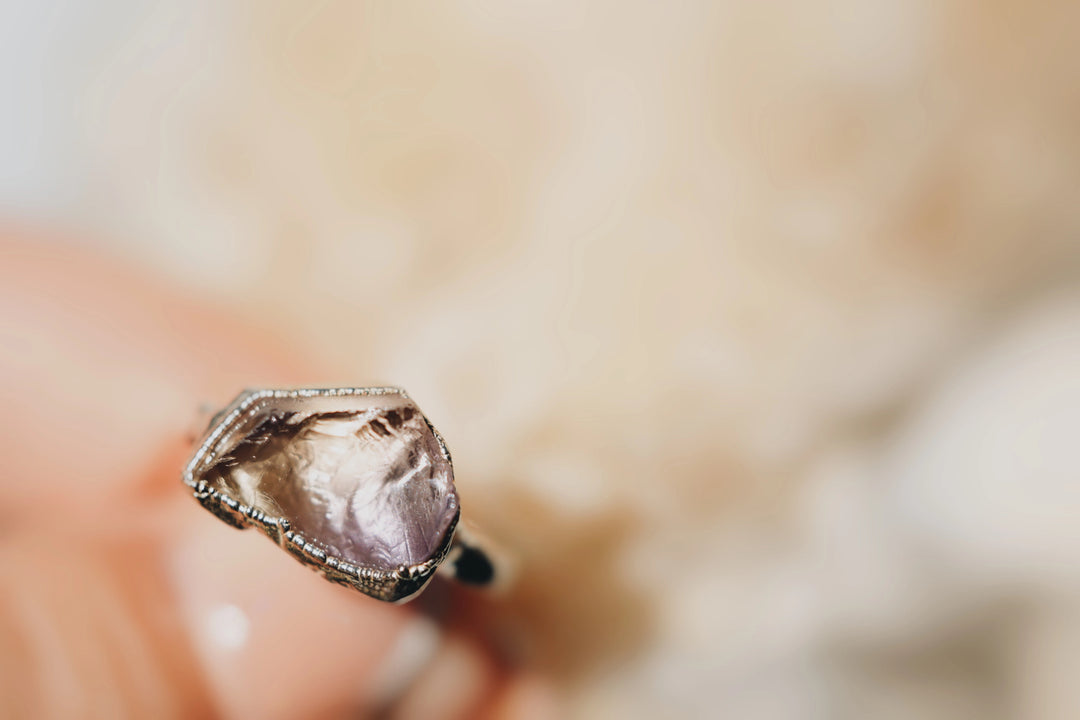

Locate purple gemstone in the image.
[199,392,458,572]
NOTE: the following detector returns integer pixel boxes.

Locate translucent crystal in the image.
[200,395,457,572]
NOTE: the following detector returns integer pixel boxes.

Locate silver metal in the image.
[183,387,502,603]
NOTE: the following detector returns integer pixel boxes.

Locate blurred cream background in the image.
[3,1,1080,718]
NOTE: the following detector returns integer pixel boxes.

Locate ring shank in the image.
[438,523,514,592]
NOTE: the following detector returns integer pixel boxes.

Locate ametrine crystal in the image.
[199,393,457,573]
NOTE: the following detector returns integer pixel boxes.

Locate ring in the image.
[182,387,504,602]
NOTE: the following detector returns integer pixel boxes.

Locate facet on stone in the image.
[193,391,458,574]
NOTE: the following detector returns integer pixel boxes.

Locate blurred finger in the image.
[168,505,412,719]
[0,527,212,719]
[0,236,306,521]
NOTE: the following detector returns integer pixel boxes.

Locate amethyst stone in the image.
[184,389,459,601]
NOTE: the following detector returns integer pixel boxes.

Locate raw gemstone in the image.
[200,394,457,572]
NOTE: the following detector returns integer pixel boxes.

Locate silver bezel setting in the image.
[183,387,460,603]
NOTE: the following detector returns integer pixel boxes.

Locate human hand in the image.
[0,236,554,719]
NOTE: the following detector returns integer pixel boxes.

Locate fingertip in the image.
[168,509,411,720]
[484,674,564,720]
[388,632,498,720]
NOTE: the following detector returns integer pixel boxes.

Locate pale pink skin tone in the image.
[0,233,556,720]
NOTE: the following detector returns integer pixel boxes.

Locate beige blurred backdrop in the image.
[3,1,1080,718]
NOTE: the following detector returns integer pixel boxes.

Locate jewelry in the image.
[183,387,500,602]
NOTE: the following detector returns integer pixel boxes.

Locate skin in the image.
[0,234,556,720]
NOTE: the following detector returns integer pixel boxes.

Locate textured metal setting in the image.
[183,387,460,603]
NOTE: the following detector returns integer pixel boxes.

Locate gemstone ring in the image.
[183,387,502,602]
